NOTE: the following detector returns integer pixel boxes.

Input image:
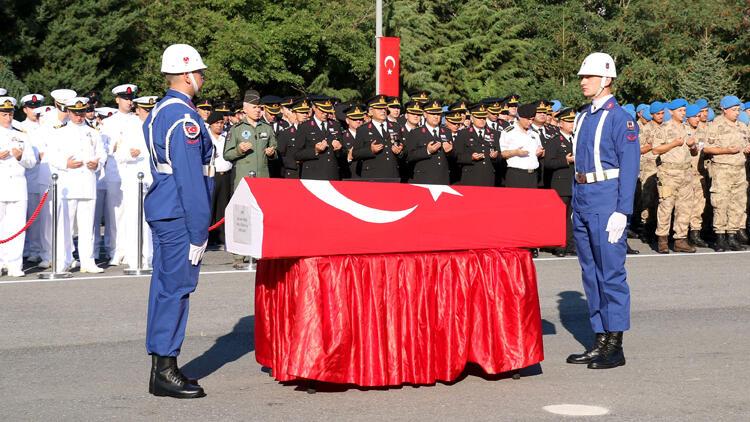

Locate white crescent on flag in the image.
[384,55,396,68]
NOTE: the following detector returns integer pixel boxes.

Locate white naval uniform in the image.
[18,119,43,260]
[47,121,106,272]
[113,117,153,268]
[95,111,133,263]
[499,125,542,170]
[0,126,37,274]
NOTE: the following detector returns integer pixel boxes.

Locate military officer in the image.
[405,99,453,185]
[636,101,665,241]
[651,99,697,253]
[386,96,401,124]
[260,95,288,135]
[401,101,423,134]
[566,53,640,370]
[500,102,544,189]
[276,97,311,179]
[0,97,37,277]
[506,94,520,119]
[544,107,576,256]
[294,95,343,180]
[481,98,504,132]
[47,97,106,273]
[704,96,750,252]
[456,103,500,186]
[339,104,366,179]
[206,111,232,248]
[352,95,404,181]
[195,98,212,121]
[684,104,709,248]
[18,94,45,262]
[143,44,213,399]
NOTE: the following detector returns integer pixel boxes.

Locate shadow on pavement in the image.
[557,290,593,349]
[182,315,255,380]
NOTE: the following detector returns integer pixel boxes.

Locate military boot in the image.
[736,229,749,245]
[566,333,607,364]
[657,236,669,254]
[714,233,728,252]
[688,230,708,248]
[673,238,696,253]
[726,232,746,251]
[149,355,206,399]
[588,332,626,369]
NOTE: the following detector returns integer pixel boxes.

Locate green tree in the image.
[677,38,739,107]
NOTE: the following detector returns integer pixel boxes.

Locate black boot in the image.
[726,232,746,251]
[587,332,626,369]
[566,333,607,364]
[736,229,749,245]
[688,230,708,248]
[714,233,728,252]
[626,241,640,255]
[149,355,206,399]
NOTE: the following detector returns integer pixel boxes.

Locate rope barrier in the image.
[208,217,225,232]
[0,190,49,244]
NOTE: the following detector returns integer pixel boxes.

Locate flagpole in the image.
[375,0,382,94]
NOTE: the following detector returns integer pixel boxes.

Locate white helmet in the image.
[578,52,617,78]
[161,44,207,74]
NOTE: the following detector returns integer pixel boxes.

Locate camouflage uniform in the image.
[687,124,709,232]
[653,119,694,242]
[706,115,749,235]
[638,121,659,231]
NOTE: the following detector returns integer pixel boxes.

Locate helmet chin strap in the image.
[188,72,201,97]
[594,77,608,98]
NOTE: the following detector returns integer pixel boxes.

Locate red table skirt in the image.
[254,248,544,387]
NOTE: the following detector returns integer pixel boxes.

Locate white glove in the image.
[188,240,208,266]
[605,212,627,244]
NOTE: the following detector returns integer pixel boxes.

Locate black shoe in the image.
[149,355,206,399]
[565,247,577,256]
[736,229,749,245]
[531,249,538,258]
[714,233,728,252]
[626,242,640,255]
[553,248,567,257]
[726,232,746,251]
[587,332,626,369]
[566,333,607,364]
[688,230,708,248]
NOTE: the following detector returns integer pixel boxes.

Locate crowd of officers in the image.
[1,85,749,277]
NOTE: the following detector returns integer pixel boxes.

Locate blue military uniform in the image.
[143,88,214,357]
[572,95,640,334]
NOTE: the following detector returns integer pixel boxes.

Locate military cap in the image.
[345,104,366,120]
[34,105,55,116]
[243,89,261,105]
[685,104,701,118]
[290,97,311,113]
[65,97,90,113]
[719,96,741,110]
[404,101,423,115]
[468,103,489,118]
[481,97,503,114]
[551,100,563,114]
[536,100,549,114]
[214,100,231,113]
[207,111,224,125]
[422,99,443,114]
[506,94,520,106]
[694,98,709,110]
[334,101,352,121]
[112,84,138,100]
[409,90,430,104]
[50,89,77,111]
[558,107,576,122]
[386,96,401,109]
[233,101,244,114]
[517,102,537,119]
[133,96,158,109]
[195,98,213,110]
[445,112,464,124]
[366,95,389,109]
[95,107,117,118]
[636,104,649,114]
[0,88,6,96]
[20,94,45,108]
[0,97,17,112]
[448,101,468,114]
[309,94,334,113]
[280,96,294,108]
[650,101,666,113]
[668,98,687,110]
[260,95,283,115]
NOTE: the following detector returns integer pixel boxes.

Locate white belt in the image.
[576,168,619,184]
[155,163,214,177]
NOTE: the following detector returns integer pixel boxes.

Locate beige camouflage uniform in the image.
[653,119,695,239]
[639,120,659,228]
[686,124,709,231]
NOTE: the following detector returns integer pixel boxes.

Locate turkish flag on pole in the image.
[225,179,565,259]
[376,37,400,97]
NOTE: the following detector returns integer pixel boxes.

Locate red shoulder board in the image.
[469,127,474,133]
[368,123,373,129]
[309,121,315,126]
[606,102,614,110]
[421,127,426,133]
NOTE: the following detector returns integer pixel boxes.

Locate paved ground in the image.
[1,241,748,421]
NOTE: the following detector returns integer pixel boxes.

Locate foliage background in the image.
[1,0,747,107]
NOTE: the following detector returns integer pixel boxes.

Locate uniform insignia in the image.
[241,130,251,140]
[606,102,614,110]
[626,121,635,131]
[183,120,200,142]
[421,127,426,133]
[259,132,268,139]
[627,134,637,142]
[503,125,513,132]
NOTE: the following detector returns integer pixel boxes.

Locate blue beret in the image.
[642,109,652,121]
[742,102,750,111]
[694,98,709,109]
[739,112,749,125]
[720,95,741,109]
[622,103,635,113]
[685,104,701,118]
[668,98,687,109]
[708,108,716,122]
[551,100,562,113]
[636,104,649,114]
[650,101,665,113]
[663,110,672,121]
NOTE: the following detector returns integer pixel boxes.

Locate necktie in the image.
[381,124,386,138]
[433,128,438,139]
[321,121,327,133]
[478,130,483,140]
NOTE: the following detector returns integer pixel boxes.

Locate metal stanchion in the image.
[39,174,72,279]
[125,172,152,276]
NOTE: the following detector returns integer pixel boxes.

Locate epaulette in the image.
[85,120,95,129]
[421,127,426,133]
[54,122,68,129]
[503,124,514,132]
[12,126,25,133]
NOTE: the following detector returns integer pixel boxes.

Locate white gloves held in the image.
[189,240,208,266]
[605,212,627,244]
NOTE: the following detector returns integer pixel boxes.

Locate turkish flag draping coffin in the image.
[225,178,565,259]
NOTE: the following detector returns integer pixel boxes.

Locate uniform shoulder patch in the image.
[503,125,514,132]
[183,119,201,142]
[626,120,635,131]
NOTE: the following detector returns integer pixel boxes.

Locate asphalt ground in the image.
[1,240,748,421]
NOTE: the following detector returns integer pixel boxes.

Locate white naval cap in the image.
[34,105,55,115]
[112,84,138,98]
[50,89,78,110]
[95,107,118,118]
[21,94,45,107]
[133,96,158,108]
[64,96,90,112]
[0,88,7,96]
[0,96,17,111]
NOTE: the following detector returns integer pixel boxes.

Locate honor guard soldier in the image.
[0,97,37,277]
[352,95,404,181]
[276,97,311,179]
[294,95,344,180]
[47,97,106,274]
[704,96,750,252]
[404,99,454,185]
[195,98,212,122]
[651,99,698,253]
[566,53,640,370]
[500,102,544,189]
[455,103,499,186]
[143,44,214,399]
[544,107,577,256]
[338,104,366,179]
